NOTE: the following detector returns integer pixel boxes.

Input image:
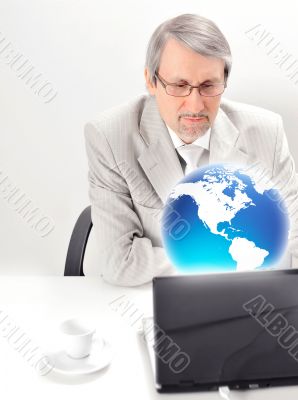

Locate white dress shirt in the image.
[167,124,211,150]
[166,124,211,174]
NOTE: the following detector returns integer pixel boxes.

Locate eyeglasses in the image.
[154,72,226,97]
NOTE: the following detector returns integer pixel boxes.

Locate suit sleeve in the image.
[84,121,176,286]
[273,116,298,263]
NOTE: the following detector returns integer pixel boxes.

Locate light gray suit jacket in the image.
[84,94,298,286]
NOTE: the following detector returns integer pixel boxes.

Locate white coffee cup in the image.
[60,318,98,359]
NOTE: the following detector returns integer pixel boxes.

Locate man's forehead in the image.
[165,73,224,83]
[158,67,225,84]
[158,42,225,83]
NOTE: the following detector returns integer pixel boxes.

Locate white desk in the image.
[0,277,298,400]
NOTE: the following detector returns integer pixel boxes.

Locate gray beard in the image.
[178,120,210,143]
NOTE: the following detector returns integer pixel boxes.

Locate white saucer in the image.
[45,337,113,376]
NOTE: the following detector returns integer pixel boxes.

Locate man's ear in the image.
[144,68,156,96]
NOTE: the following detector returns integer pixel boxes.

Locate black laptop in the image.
[150,269,298,393]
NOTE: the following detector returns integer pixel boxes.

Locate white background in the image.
[1,0,298,275]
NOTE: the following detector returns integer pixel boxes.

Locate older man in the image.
[84,14,298,286]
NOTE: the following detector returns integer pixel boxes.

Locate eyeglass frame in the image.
[154,72,227,97]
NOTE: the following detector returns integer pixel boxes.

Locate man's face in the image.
[145,38,225,144]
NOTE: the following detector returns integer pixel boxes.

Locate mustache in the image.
[179,113,209,120]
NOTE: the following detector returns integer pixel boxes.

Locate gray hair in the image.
[145,14,232,85]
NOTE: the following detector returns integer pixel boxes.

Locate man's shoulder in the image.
[220,98,281,126]
[86,94,150,133]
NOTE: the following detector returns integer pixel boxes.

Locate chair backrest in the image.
[64,206,92,276]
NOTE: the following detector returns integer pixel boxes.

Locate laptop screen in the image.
[153,270,298,391]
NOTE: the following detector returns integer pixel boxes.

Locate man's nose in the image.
[183,87,205,113]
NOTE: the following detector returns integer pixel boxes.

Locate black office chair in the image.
[64,206,93,276]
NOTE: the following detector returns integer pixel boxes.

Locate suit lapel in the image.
[138,96,184,204]
[209,107,249,167]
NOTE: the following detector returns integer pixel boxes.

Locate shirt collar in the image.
[166,124,211,150]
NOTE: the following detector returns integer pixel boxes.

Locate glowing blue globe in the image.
[161,163,289,274]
